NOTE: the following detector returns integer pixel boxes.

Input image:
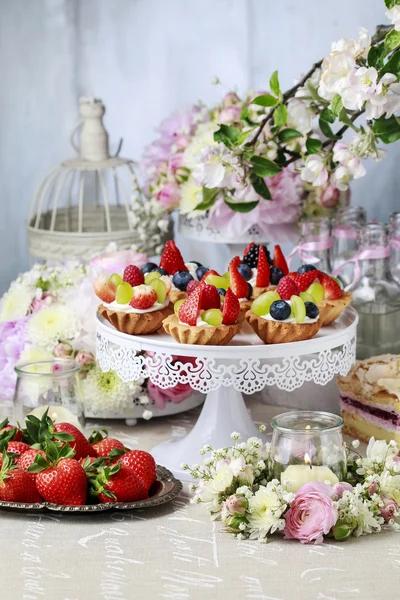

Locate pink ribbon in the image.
[332,246,391,289]
[333,225,358,240]
[287,239,333,267]
[390,237,400,250]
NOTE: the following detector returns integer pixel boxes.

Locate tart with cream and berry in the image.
[246,276,321,344]
[142,240,209,303]
[163,286,241,346]
[234,243,289,298]
[287,265,351,326]
[95,265,173,335]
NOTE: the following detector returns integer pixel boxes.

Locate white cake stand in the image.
[96,307,358,479]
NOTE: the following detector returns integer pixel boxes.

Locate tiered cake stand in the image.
[96,307,358,479]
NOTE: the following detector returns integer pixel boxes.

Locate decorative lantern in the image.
[27,97,172,262]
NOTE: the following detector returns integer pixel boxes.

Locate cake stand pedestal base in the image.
[151,387,259,481]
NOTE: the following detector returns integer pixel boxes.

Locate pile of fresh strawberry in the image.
[0,414,157,506]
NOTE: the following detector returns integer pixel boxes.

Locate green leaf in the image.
[214,124,241,147]
[195,187,219,211]
[53,431,74,442]
[269,70,280,97]
[368,44,385,69]
[338,109,354,127]
[307,83,326,103]
[240,105,248,121]
[306,137,323,154]
[319,117,337,140]
[224,199,260,213]
[236,127,256,146]
[384,29,400,56]
[331,95,343,117]
[385,0,400,8]
[372,115,400,143]
[273,105,287,128]
[277,128,303,143]
[249,173,272,200]
[381,49,400,80]
[320,108,336,124]
[250,156,282,177]
[251,94,277,107]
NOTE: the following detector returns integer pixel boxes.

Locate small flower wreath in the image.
[184,429,400,544]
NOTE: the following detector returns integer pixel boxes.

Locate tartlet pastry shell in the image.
[169,290,187,303]
[246,310,321,344]
[317,292,352,326]
[163,314,240,346]
[251,285,277,299]
[98,303,173,335]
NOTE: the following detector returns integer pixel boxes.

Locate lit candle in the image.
[281,453,339,493]
[29,405,81,428]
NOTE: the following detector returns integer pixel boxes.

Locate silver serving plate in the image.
[0,465,182,513]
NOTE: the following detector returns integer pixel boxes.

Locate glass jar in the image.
[269,411,346,493]
[298,217,333,273]
[332,206,367,288]
[13,359,85,429]
[389,212,400,285]
[348,222,400,359]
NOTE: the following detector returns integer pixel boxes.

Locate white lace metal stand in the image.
[96,307,358,479]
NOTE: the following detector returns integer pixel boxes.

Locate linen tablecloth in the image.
[0,399,399,600]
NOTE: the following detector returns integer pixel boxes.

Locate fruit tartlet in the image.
[286,265,351,326]
[163,285,241,346]
[246,276,322,344]
[142,240,210,303]
[238,243,289,298]
[95,265,173,335]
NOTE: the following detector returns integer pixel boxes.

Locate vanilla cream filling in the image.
[179,311,226,328]
[103,297,169,314]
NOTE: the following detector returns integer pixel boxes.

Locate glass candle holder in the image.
[13,359,85,429]
[270,411,346,493]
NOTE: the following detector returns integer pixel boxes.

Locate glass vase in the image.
[389,212,400,285]
[298,217,333,273]
[13,359,85,429]
[269,411,346,493]
[348,222,400,359]
[332,206,366,288]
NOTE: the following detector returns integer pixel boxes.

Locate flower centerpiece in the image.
[186,431,400,544]
[141,2,400,242]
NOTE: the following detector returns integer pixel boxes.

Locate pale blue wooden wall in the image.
[1,0,398,292]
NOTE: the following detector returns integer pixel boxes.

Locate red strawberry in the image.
[276,276,300,300]
[94,463,148,503]
[7,441,30,456]
[0,459,42,503]
[119,450,157,490]
[129,285,158,310]
[17,449,46,474]
[201,269,220,282]
[53,423,97,460]
[256,246,270,287]
[186,280,200,295]
[0,421,22,441]
[123,265,144,287]
[92,438,126,459]
[178,285,203,326]
[318,272,343,300]
[201,283,221,310]
[222,289,240,325]
[35,458,87,506]
[291,270,320,292]
[159,240,187,275]
[229,256,242,269]
[229,263,249,299]
[94,275,116,303]
[273,245,289,275]
[243,242,255,256]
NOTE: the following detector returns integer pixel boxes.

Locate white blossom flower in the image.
[319,51,356,100]
[183,122,218,170]
[26,305,80,350]
[387,5,400,31]
[300,155,328,187]
[142,409,153,420]
[287,98,313,134]
[179,178,203,215]
[193,144,241,189]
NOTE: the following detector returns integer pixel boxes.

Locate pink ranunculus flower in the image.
[332,482,353,499]
[156,181,180,210]
[284,482,338,544]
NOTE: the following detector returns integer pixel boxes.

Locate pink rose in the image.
[75,350,95,368]
[54,342,73,358]
[379,495,398,522]
[284,482,338,544]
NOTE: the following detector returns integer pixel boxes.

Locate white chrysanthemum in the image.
[0,286,33,321]
[19,344,54,364]
[247,481,290,540]
[179,178,203,215]
[183,122,218,170]
[26,305,80,349]
[82,365,132,414]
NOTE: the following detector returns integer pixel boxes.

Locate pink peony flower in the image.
[219,105,242,124]
[156,181,181,210]
[90,249,148,276]
[379,495,398,522]
[0,318,28,400]
[284,482,338,544]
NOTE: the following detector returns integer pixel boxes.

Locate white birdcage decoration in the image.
[27,97,172,262]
